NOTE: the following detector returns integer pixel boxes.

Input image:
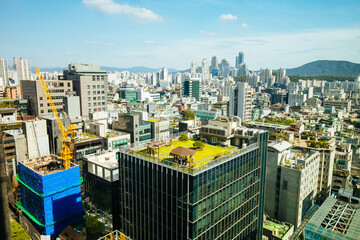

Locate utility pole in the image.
[0,146,11,240]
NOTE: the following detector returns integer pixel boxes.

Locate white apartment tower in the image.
[229,81,253,122]
[13,57,31,83]
[201,58,210,80]
[0,58,9,87]
[190,60,198,78]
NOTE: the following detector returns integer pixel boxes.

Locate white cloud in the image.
[241,23,248,28]
[144,40,156,44]
[219,14,237,21]
[82,40,115,46]
[82,0,162,22]
[200,30,217,36]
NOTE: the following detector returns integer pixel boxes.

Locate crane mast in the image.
[35,68,76,170]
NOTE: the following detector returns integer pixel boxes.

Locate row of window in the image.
[87,85,105,89]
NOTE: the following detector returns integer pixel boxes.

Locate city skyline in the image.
[0,0,359,70]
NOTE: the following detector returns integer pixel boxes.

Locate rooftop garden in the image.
[263,219,291,239]
[256,118,294,125]
[136,134,237,168]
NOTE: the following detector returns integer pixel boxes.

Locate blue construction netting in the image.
[18,162,84,237]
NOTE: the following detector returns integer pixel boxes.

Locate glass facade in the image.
[114,131,268,240]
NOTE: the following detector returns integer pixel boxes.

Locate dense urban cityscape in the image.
[1,0,360,240]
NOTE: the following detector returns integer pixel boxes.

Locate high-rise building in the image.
[0,58,9,87]
[160,67,168,81]
[229,81,253,122]
[220,59,230,77]
[21,79,73,116]
[354,75,360,92]
[61,64,107,117]
[201,58,210,80]
[190,60,198,78]
[235,51,244,69]
[277,68,286,83]
[114,127,268,240]
[182,77,201,101]
[13,57,31,83]
[210,56,219,76]
[265,141,320,228]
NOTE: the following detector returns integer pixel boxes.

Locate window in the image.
[101,91,104,94]
[40,97,43,100]
[93,91,96,94]
[97,91,100,94]
[97,85,100,89]
[40,103,43,107]
[87,85,90,89]
[97,96,100,100]
[101,85,104,88]
[40,110,44,113]
[88,103,91,107]
[93,97,96,100]
[88,97,90,101]
[93,85,96,89]
[93,102,97,106]
[68,83,71,87]
[88,91,90,95]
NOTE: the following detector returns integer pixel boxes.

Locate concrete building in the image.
[22,119,50,159]
[0,58,9,87]
[229,81,253,122]
[63,96,81,121]
[266,141,320,228]
[21,79,73,116]
[102,130,130,151]
[114,127,268,240]
[147,118,170,140]
[61,63,107,117]
[113,113,151,144]
[263,216,294,240]
[288,93,307,107]
[323,99,351,112]
[13,57,31,84]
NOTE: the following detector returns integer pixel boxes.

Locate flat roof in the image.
[268,141,292,152]
[84,151,118,169]
[21,155,77,176]
[247,121,288,129]
[263,219,293,239]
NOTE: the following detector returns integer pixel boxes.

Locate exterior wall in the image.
[63,96,81,120]
[21,80,72,116]
[103,134,130,151]
[114,131,268,240]
[4,86,21,99]
[229,82,253,122]
[22,120,49,159]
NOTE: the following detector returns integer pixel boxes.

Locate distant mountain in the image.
[286,60,360,77]
[29,66,180,74]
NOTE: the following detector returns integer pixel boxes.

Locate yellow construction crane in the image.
[35,68,76,170]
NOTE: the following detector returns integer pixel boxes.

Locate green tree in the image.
[85,214,105,234]
[182,110,195,120]
[179,133,189,141]
[193,141,205,149]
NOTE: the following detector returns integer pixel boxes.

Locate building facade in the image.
[21,79,73,116]
[114,128,268,240]
[61,64,107,117]
[229,82,253,122]
[182,77,201,101]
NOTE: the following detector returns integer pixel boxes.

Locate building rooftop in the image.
[120,131,263,175]
[268,141,292,152]
[21,155,77,176]
[263,218,293,239]
[84,151,118,169]
[247,121,289,130]
[105,130,130,138]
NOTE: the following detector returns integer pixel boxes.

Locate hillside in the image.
[286,60,360,77]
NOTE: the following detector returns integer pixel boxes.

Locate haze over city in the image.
[1,0,360,69]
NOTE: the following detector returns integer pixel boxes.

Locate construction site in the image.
[16,155,84,238]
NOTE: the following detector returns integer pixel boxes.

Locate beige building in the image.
[21,79,73,116]
[61,64,107,117]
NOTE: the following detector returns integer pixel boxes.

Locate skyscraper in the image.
[13,57,31,84]
[190,60,198,78]
[235,51,244,69]
[220,59,230,77]
[211,56,219,76]
[277,68,286,84]
[160,67,168,81]
[201,58,210,80]
[229,81,254,122]
[182,77,201,101]
[0,58,9,87]
[114,127,269,240]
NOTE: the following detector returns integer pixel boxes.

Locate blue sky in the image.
[1,0,359,70]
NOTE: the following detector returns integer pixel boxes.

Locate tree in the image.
[179,133,189,141]
[193,141,205,149]
[85,214,105,234]
[182,110,195,120]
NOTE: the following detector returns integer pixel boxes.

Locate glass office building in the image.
[114,129,268,240]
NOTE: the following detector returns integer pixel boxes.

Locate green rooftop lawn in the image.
[263,220,291,238]
[140,140,237,168]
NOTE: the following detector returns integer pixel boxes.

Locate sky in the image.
[0,0,360,70]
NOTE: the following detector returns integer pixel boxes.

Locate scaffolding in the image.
[320,200,358,235]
